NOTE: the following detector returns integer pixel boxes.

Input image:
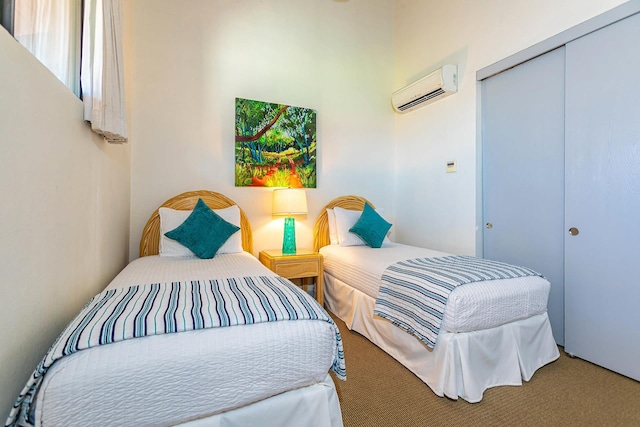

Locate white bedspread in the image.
[105,252,276,290]
[31,253,339,427]
[320,243,550,332]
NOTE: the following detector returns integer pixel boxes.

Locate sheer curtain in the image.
[81,0,127,143]
[14,0,82,95]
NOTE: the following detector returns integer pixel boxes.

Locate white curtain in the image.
[14,0,81,95]
[81,0,128,143]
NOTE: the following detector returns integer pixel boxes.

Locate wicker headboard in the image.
[139,190,253,257]
[313,195,375,252]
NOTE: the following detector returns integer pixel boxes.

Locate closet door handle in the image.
[486,222,493,229]
[568,227,579,236]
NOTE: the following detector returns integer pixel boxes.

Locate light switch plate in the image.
[446,160,457,173]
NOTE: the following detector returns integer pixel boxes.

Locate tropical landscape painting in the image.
[235,97,317,188]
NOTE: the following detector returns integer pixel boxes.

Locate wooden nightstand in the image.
[259,249,324,306]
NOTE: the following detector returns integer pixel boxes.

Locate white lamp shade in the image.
[272,188,308,216]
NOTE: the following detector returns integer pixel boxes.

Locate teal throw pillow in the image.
[349,203,392,248]
[164,198,240,259]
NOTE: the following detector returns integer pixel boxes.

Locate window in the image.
[1,0,82,96]
[1,0,14,34]
[2,0,128,142]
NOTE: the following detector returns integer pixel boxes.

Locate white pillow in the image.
[333,206,392,247]
[326,208,339,245]
[333,207,365,246]
[159,205,243,257]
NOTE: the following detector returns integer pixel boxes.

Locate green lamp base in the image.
[282,217,297,255]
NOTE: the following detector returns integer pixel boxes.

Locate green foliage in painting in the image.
[235,98,317,188]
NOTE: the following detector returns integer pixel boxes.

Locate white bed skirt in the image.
[177,375,343,427]
[325,273,560,403]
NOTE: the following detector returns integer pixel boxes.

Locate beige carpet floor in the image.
[329,313,640,427]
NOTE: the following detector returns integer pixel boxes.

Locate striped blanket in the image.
[374,255,542,349]
[6,276,345,427]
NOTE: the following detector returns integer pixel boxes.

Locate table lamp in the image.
[272,188,307,255]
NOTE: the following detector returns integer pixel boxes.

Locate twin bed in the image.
[314,195,559,403]
[6,190,560,426]
[6,191,344,427]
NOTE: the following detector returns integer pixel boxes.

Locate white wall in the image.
[126,0,396,259]
[392,0,628,256]
[0,29,130,419]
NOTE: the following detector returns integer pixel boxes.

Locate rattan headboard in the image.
[139,190,253,257]
[313,195,375,252]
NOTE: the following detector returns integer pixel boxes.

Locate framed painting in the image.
[235,97,317,188]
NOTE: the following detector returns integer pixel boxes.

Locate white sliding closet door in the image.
[482,48,566,345]
[564,12,640,381]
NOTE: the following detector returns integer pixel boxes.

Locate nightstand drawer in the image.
[275,260,320,278]
[258,249,324,305]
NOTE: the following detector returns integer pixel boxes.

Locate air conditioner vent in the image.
[397,88,446,111]
[392,65,457,113]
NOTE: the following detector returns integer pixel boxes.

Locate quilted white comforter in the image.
[28,253,339,427]
[320,243,550,332]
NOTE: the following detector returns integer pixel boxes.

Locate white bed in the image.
[7,191,344,427]
[314,195,559,403]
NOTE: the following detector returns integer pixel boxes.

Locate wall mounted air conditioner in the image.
[392,64,458,113]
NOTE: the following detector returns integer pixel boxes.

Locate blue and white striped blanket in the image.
[374,256,542,349]
[6,276,346,427]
